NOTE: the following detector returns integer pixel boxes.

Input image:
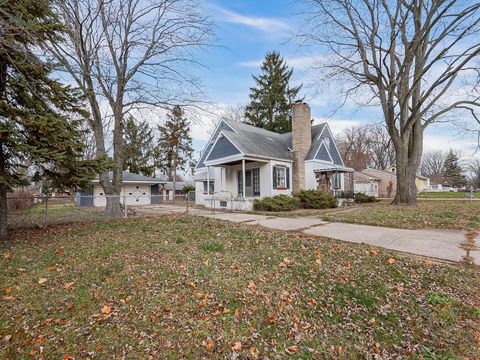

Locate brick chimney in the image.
[291,102,312,191]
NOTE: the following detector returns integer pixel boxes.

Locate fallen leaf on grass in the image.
[370,249,380,255]
[38,278,48,285]
[315,258,322,265]
[4,287,10,295]
[247,281,256,293]
[64,282,75,291]
[65,302,74,311]
[101,305,111,314]
[232,341,242,351]
[387,258,396,265]
[205,339,215,351]
[3,252,12,259]
[195,292,203,299]
[287,345,300,353]
[63,355,75,360]
[48,265,58,271]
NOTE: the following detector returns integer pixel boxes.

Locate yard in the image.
[322,201,480,231]
[1,215,479,358]
[418,192,480,199]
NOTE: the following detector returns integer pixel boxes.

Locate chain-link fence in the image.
[7,193,195,231]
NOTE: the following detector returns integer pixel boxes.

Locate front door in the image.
[238,169,260,197]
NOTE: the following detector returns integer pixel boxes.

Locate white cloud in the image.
[214,7,289,33]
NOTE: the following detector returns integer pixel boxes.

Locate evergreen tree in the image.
[442,149,466,187]
[157,106,193,199]
[244,51,302,133]
[0,0,98,239]
[123,116,156,177]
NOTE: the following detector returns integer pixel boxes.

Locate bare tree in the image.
[337,126,373,170]
[466,157,480,189]
[337,124,395,170]
[298,0,480,204]
[47,0,211,214]
[420,150,447,184]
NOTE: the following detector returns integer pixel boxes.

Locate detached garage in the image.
[77,171,161,207]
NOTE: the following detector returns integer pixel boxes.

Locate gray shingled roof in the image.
[93,171,161,183]
[217,120,329,162]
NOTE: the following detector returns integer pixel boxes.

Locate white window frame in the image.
[275,166,287,189]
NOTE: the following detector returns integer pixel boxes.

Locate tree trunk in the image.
[392,122,423,205]
[0,184,7,241]
[0,57,8,240]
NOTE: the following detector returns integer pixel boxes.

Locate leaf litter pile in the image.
[1,215,479,358]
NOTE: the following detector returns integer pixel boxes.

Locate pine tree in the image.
[0,0,97,239]
[442,149,466,188]
[157,106,193,200]
[123,116,156,177]
[244,51,302,134]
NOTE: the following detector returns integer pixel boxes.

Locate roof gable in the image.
[315,143,333,162]
[206,134,241,161]
[197,120,235,168]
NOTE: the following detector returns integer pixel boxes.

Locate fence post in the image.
[123,194,127,218]
[44,193,48,227]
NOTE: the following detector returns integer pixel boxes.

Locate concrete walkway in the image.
[137,205,480,265]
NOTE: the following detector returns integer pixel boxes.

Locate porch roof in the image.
[312,163,354,173]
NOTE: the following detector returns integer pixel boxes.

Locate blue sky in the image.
[188,1,479,159]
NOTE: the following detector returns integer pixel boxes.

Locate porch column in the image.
[207,166,210,195]
[242,159,246,199]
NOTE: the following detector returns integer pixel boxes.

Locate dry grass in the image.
[1,215,479,358]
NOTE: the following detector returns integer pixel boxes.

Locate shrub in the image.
[293,189,337,209]
[182,184,195,194]
[253,195,299,212]
[355,192,378,203]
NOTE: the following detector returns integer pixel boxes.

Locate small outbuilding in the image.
[76,171,162,207]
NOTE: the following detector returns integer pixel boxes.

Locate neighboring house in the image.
[385,166,431,193]
[194,102,353,210]
[76,171,163,207]
[163,181,194,200]
[362,168,397,198]
[352,171,380,197]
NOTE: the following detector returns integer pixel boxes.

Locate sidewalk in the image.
[138,205,480,264]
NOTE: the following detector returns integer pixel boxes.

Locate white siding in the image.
[92,183,152,207]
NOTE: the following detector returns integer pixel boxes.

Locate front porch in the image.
[313,164,355,197]
[199,155,293,211]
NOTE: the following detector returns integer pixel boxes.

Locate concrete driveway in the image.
[138,204,480,264]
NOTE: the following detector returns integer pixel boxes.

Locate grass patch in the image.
[426,291,456,306]
[322,201,480,230]
[1,215,479,358]
[199,241,224,252]
[418,191,480,199]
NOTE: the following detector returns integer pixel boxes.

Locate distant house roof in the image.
[194,168,215,181]
[197,119,344,167]
[92,171,161,184]
[163,181,194,191]
[354,171,380,183]
[362,168,397,178]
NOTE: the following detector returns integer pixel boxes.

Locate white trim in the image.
[205,154,244,166]
[324,124,345,166]
[196,120,237,170]
[316,122,327,141]
[204,130,244,163]
[313,141,334,163]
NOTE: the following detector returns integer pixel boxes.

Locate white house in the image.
[77,171,162,207]
[352,171,380,197]
[194,103,353,210]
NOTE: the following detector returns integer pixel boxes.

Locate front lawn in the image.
[418,191,480,199]
[1,216,479,358]
[322,201,480,231]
